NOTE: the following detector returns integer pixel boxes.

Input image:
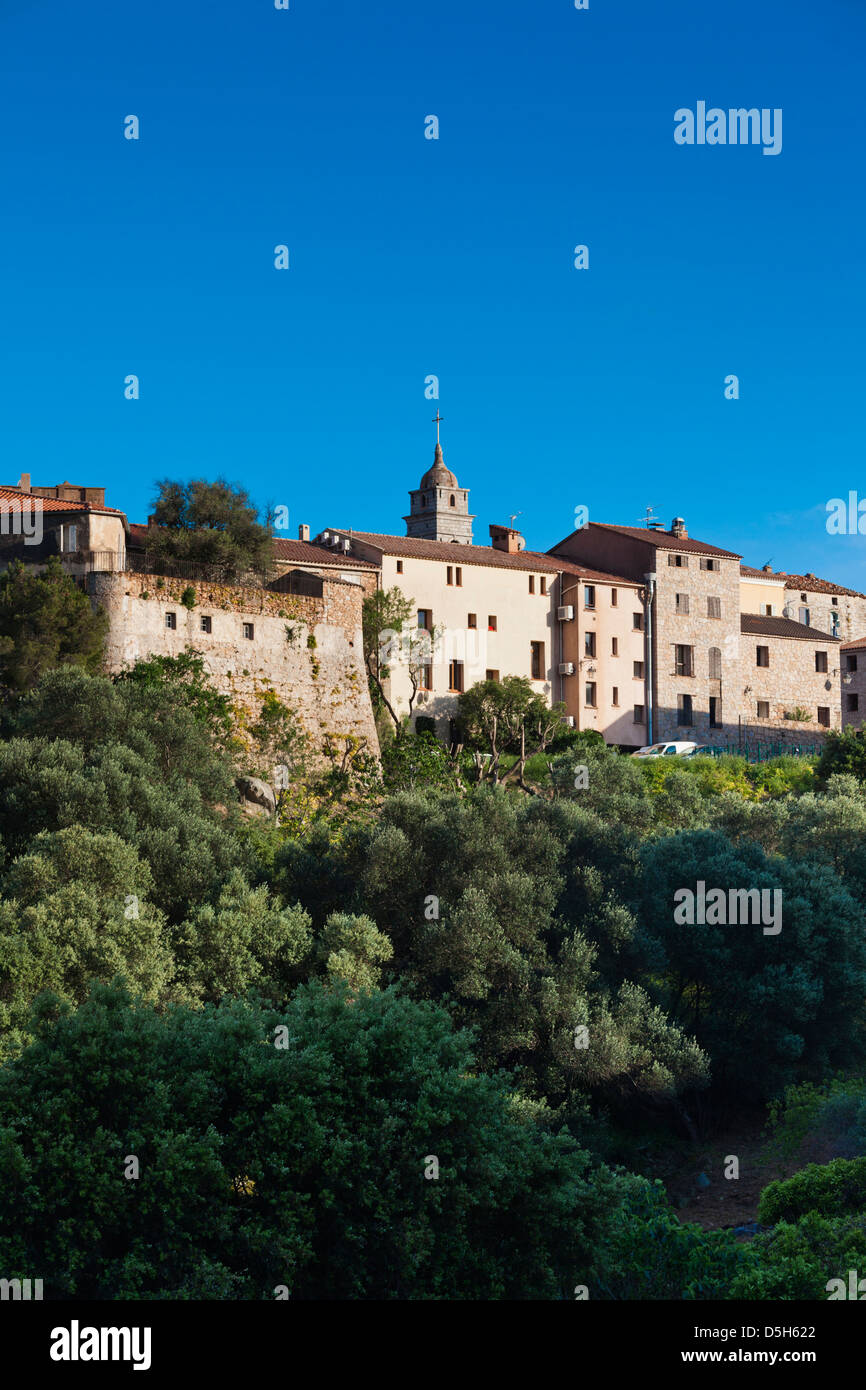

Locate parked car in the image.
[631,741,697,759]
[680,744,720,758]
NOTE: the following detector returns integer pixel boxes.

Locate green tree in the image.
[144,478,274,576]
[115,648,235,743]
[0,827,173,1060]
[362,586,434,738]
[0,557,108,694]
[0,980,620,1300]
[458,676,569,785]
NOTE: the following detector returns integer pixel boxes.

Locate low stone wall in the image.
[88,570,379,762]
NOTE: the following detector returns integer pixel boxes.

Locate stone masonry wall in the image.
[88,570,380,761]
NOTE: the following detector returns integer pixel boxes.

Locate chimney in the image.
[762,563,773,573]
[298,523,310,542]
[489,523,524,555]
[17,473,31,494]
[671,516,687,539]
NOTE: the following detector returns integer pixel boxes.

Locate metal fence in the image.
[716,739,824,762]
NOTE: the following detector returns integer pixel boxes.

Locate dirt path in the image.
[662,1109,803,1230]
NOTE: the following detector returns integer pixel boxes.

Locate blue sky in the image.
[1,0,864,584]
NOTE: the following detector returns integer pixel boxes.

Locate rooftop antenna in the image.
[508,511,523,528]
[637,505,660,530]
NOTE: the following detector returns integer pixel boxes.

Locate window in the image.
[757,700,770,719]
[707,596,721,619]
[584,632,596,658]
[708,647,722,680]
[486,669,500,682]
[634,704,646,724]
[200,615,212,634]
[677,693,694,726]
[800,593,807,603]
[612,686,619,706]
[449,494,456,507]
[584,585,595,609]
[700,557,720,571]
[846,654,859,673]
[528,575,535,594]
[633,612,644,631]
[448,660,464,693]
[611,636,619,656]
[818,706,831,728]
[764,604,773,616]
[847,692,859,712]
[611,588,618,606]
[675,593,689,615]
[815,651,828,673]
[64,523,78,552]
[709,695,722,728]
[633,660,644,679]
[799,606,811,626]
[419,663,433,691]
[468,613,477,629]
[396,560,403,574]
[243,623,254,640]
[668,554,688,568]
[446,566,453,585]
[418,609,432,631]
[488,615,497,631]
[756,645,770,668]
[585,682,597,707]
[165,612,176,630]
[674,644,694,677]
[540,577,547,595]
[455,566,462,587]
[831,611,840,637]
[531,641,545,680]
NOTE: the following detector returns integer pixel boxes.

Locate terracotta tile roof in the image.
[331,530,638,585]
[841,636,866,651]
[774,572,866,601]
[0,486,125,516]
[580,522,742,560]
[272,538,378,569]
[741,613,839,642]
[740,565,787,581]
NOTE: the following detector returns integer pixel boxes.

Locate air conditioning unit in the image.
[557,605,574,621]
[558,662,575,676]
[564,715,575,727]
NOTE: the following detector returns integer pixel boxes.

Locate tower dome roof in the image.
[420,442,458,490]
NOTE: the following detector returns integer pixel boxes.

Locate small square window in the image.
[612,686,619,706]
[611,636,619,656]
[243,623,254,640]
[818,706,831,728]
[846,692,859,712]
[486,669,500,682]
[468,613,477,629]
[633,660,644,679]
[756,645,770,668]
[707,596,721,619]
[448,660,464,693]
[446,566,453,585]
[165,612,176,630]
[488,615,497,631]
[815,651,828,673]
[200,615,212,634]
[455,567,462,587]
[396,560,403,574]
[757,700,770,719]
[584,585,596,609]
[633,704,645,724]
[528,575,535,594]
[611,588,618,607]
[585,682,597,708]
[540,577,547,595]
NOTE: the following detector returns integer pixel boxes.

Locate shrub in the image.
[758,1157,866,1224]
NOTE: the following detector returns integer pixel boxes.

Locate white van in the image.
[631,741,697,759]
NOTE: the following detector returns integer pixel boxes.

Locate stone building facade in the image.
[840,637,866,728]
[88,569,379,759]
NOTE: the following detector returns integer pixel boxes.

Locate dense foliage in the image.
[1,650,865,1299]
